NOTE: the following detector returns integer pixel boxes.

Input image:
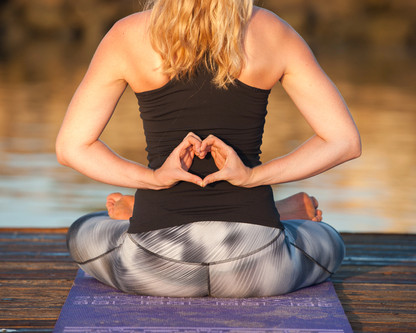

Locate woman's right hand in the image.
[200,135,254,188]
[152,132,204,189]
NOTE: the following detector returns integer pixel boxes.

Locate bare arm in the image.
[56,18,202,189]
[203,11,361,187]
[245,12,361,187]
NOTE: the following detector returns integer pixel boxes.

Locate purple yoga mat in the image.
[54,269,352,333]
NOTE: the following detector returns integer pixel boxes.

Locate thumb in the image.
[180,170,204,187]
[202,170,224,187]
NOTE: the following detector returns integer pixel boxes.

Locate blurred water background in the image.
[0,0,415,232]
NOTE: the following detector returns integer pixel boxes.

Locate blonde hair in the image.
[145,0,254,88]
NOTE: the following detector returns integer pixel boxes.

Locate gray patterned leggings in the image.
[67,212,345,297]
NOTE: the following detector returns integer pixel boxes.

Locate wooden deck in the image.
[0,229,415,332]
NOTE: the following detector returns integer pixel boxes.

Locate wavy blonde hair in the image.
[145,0,254,88]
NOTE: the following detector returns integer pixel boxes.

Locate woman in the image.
[56,0,361,297]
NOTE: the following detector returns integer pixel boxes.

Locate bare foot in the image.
[105,191,322,222]
[106,193,135,220]
[276,192,323,222]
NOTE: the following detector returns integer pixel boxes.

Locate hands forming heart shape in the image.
[152,132,254,189]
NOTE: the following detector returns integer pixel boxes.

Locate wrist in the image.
[134,167,165,190]
[243,165,264,188]
[240,166,257,188]
[149,168,168,190]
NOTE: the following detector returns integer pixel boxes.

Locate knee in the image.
[66,211,109,262]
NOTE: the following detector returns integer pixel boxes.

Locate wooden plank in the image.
[0,279,75,288]
[333,265,416,284]
[0,262,77,281]
[0,319,57,329]
[0,228,69,234]
[351,322,416,333]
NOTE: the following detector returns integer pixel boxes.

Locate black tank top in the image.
[128,67,282,233]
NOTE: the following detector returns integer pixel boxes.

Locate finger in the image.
[209,150,226,170]
[185,132,202,141]
[172,137,200,161]
[197,145,211,159]
[182,135,201,149]
[201,134,225,151]
[180,155,193,170]
[202,170,225,187]
[198,135,217,159]
[182,134,203,155]
[201,136,231,162]
[185,132,202,149]
[210,148,226,163]
[179,170,203,187]
[179,144,195,158]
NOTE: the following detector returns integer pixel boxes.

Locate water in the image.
[0,42,415,233]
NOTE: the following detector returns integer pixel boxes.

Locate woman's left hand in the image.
[200,135,253,187]
[152,132,204,189]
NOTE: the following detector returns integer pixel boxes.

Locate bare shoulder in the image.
[248,7,316,79]
[88,10,154,83]
[97,10,166,92]
[105,11,150,44]
[242,7,302,87]
[251,7,283,26]
[250,7,293,41]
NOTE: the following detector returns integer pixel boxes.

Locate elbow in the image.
[350,132,362,159]
[55,144,69,167]
[342,132,362,161]
[55,137,74,167]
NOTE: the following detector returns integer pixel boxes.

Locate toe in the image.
[313,209,323,222]
[310,196,319,208]
[106,192,123,201]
